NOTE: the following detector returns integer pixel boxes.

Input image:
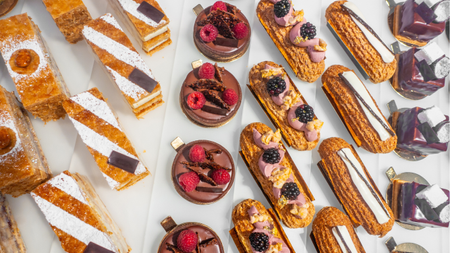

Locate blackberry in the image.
[274,0,290,18]
[281,182,300,200]
[300,22,317,40]
[249,232,269,252]
[262,148,281,164]
[266,77,286,96]
[295,104,314,123]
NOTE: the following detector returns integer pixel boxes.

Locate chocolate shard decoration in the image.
[416,2,437,24]
[196,186,223,193]
[166,243,184,253]
[201,90,230,110]
[189,79,226,92]
[214,63,225,83]
[184,164,218,186]
[107,151,139,174]
[204,148,222,162]
[200,237,218,247]
[137,1,165,23]
[417,60,437,81]
[414,198,439,221]
[197,9,240,39]
[225,3,239,15]
[417,122,440,144]
[196,232,200,253]
[213,37,239,48]
[201,105,228,116]
[181,161,232,172]
[84,242,115,253]
[128,68,158,93]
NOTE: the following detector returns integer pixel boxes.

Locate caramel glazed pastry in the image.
[0,85,51,197]
[0,13,71,122]
[232,199,295,253]
[82,13,164,118]
[109,0,171,55]
[322,65,397,154]
[249,61,323,151]
[326,1,397,84]
[240,123,315,228]
[0,193,26,253]
[257,0,327,83]
[318,138,395,237]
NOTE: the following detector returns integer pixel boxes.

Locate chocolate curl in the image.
[200,238,218,248]
[204,148,223,162]
[183,163,218,186]
[181,161,232,172]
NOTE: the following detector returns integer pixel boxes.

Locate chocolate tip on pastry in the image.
[213,37,239,48]
[84,242,115,253]
[137,1,165,23]
[107,151,139,174]
[195,186,223,193]
[128,68,158,93]
[201,105,228,115]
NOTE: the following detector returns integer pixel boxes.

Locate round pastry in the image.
[180,61,242,128]
[0,0,18,17]
[193,1,251,62]
[171,139,235,205]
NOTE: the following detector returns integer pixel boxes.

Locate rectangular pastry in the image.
[0,85,52,197]
[62,88,150,190]
[108,0,171,54]
[0,193,26,253]
[82,13,164,118]
[31,171,130,253]
[42,0,93,43]
[0,13,71,122]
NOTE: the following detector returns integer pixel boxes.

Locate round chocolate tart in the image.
[171,139,235,205]
[0,0,18,17]
[193,5,251,62]
[180,65,242,128]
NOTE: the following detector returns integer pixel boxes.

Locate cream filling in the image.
[332,226,359,253]
[143,25,169,42]
[132,90,161,108]
[144,38,169,52]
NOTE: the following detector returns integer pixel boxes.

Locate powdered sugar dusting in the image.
[48,173,88,205]
[102,173,120,190]
[0,112,23,163]
[100,13,123,31]
[117,0,166,28]
[106,66,147,101]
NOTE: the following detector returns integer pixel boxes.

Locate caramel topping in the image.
[0,127,11,149]
[14,49,32,68]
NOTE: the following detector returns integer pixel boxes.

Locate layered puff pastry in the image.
[325,0,396,83]
[318,137,395,237]
[240,122,315,228]
[249,61,323,151]
[322,65,397,154]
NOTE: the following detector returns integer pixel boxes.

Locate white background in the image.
[1,0,449,252]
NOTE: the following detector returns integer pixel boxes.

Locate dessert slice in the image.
[0,85,52,197]
[42,0,93,44]
[109,0,171,55]
[0,193,26,253]
[31,171,130,253]
[82,13,164,118]
[63,88,150,190]
[0,13,71,122]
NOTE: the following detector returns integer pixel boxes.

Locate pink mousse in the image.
[253,128,279,150]
[273,175,306,207]
[274,3,294,26]
[289,21,325,63]
[265,65,290,105]
[287,102,318,142]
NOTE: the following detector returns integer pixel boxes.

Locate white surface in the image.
[0,0,448,253]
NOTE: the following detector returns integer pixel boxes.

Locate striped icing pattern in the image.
[106,66,147,101]
[100,13,123,31]
[47,173,88,205]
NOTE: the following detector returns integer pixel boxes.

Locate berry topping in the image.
[198,62,216,79]
[222,88,238,106]
[300,22,316,40]
[200,24,219,43]
[266,76,286,96]
[274,0,291,18]
[295,104,314,123]
[186,92,206,110]
[281,182,300,200]
[232,22,249,40]
[262,148,281,164]
[211,1,227,12]
[177,229,198,252]
[189,144,206,163]
[249,232,270,252]
[178,172,200,192]
[211,169,231,185]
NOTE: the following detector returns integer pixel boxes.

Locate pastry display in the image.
[248,61,323,151]
[322,65,397,154]
[391,42,449,100]
[0,193,26,253]
[240,122,315,228]
[317,137,395,237]
[326,1,397,83]
[230,199,295,253]
[62,88,150,191]
[257,0,326,83]
[0,13,71,122]
[311,206,366,253]
[82,13,164,118]
[0,0,18,17]
[0,85,52,197]
[109,0,172,55]
[31,171,130,253]
[180,60,242,128]
[170,137,235,205]
[42,0,93,43]
[193,1,251,62]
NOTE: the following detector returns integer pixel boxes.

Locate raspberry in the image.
[186,92,206,110]
[189,144,206,162]
[178,172,200,192]
[232,23,248,40]
[211,1,227,12]
[177,229,198,252]
[211,169,230,185]
[198,63,215,79]
[222,88,238,106]
[200,24,218,43]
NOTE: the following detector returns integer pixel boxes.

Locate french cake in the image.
[0,193,27,253]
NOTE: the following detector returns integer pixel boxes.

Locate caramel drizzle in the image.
[181,161,232,172]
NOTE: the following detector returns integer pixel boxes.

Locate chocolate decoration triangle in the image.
[107,151,139,174]
[417,122,440,144]
[417,60,437,81]
[414,198,439,221]
[128,68,158,93]
[84,242,115,253]
[137,1,165,23]
[213,37,239,48]
[416,2,437,24]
